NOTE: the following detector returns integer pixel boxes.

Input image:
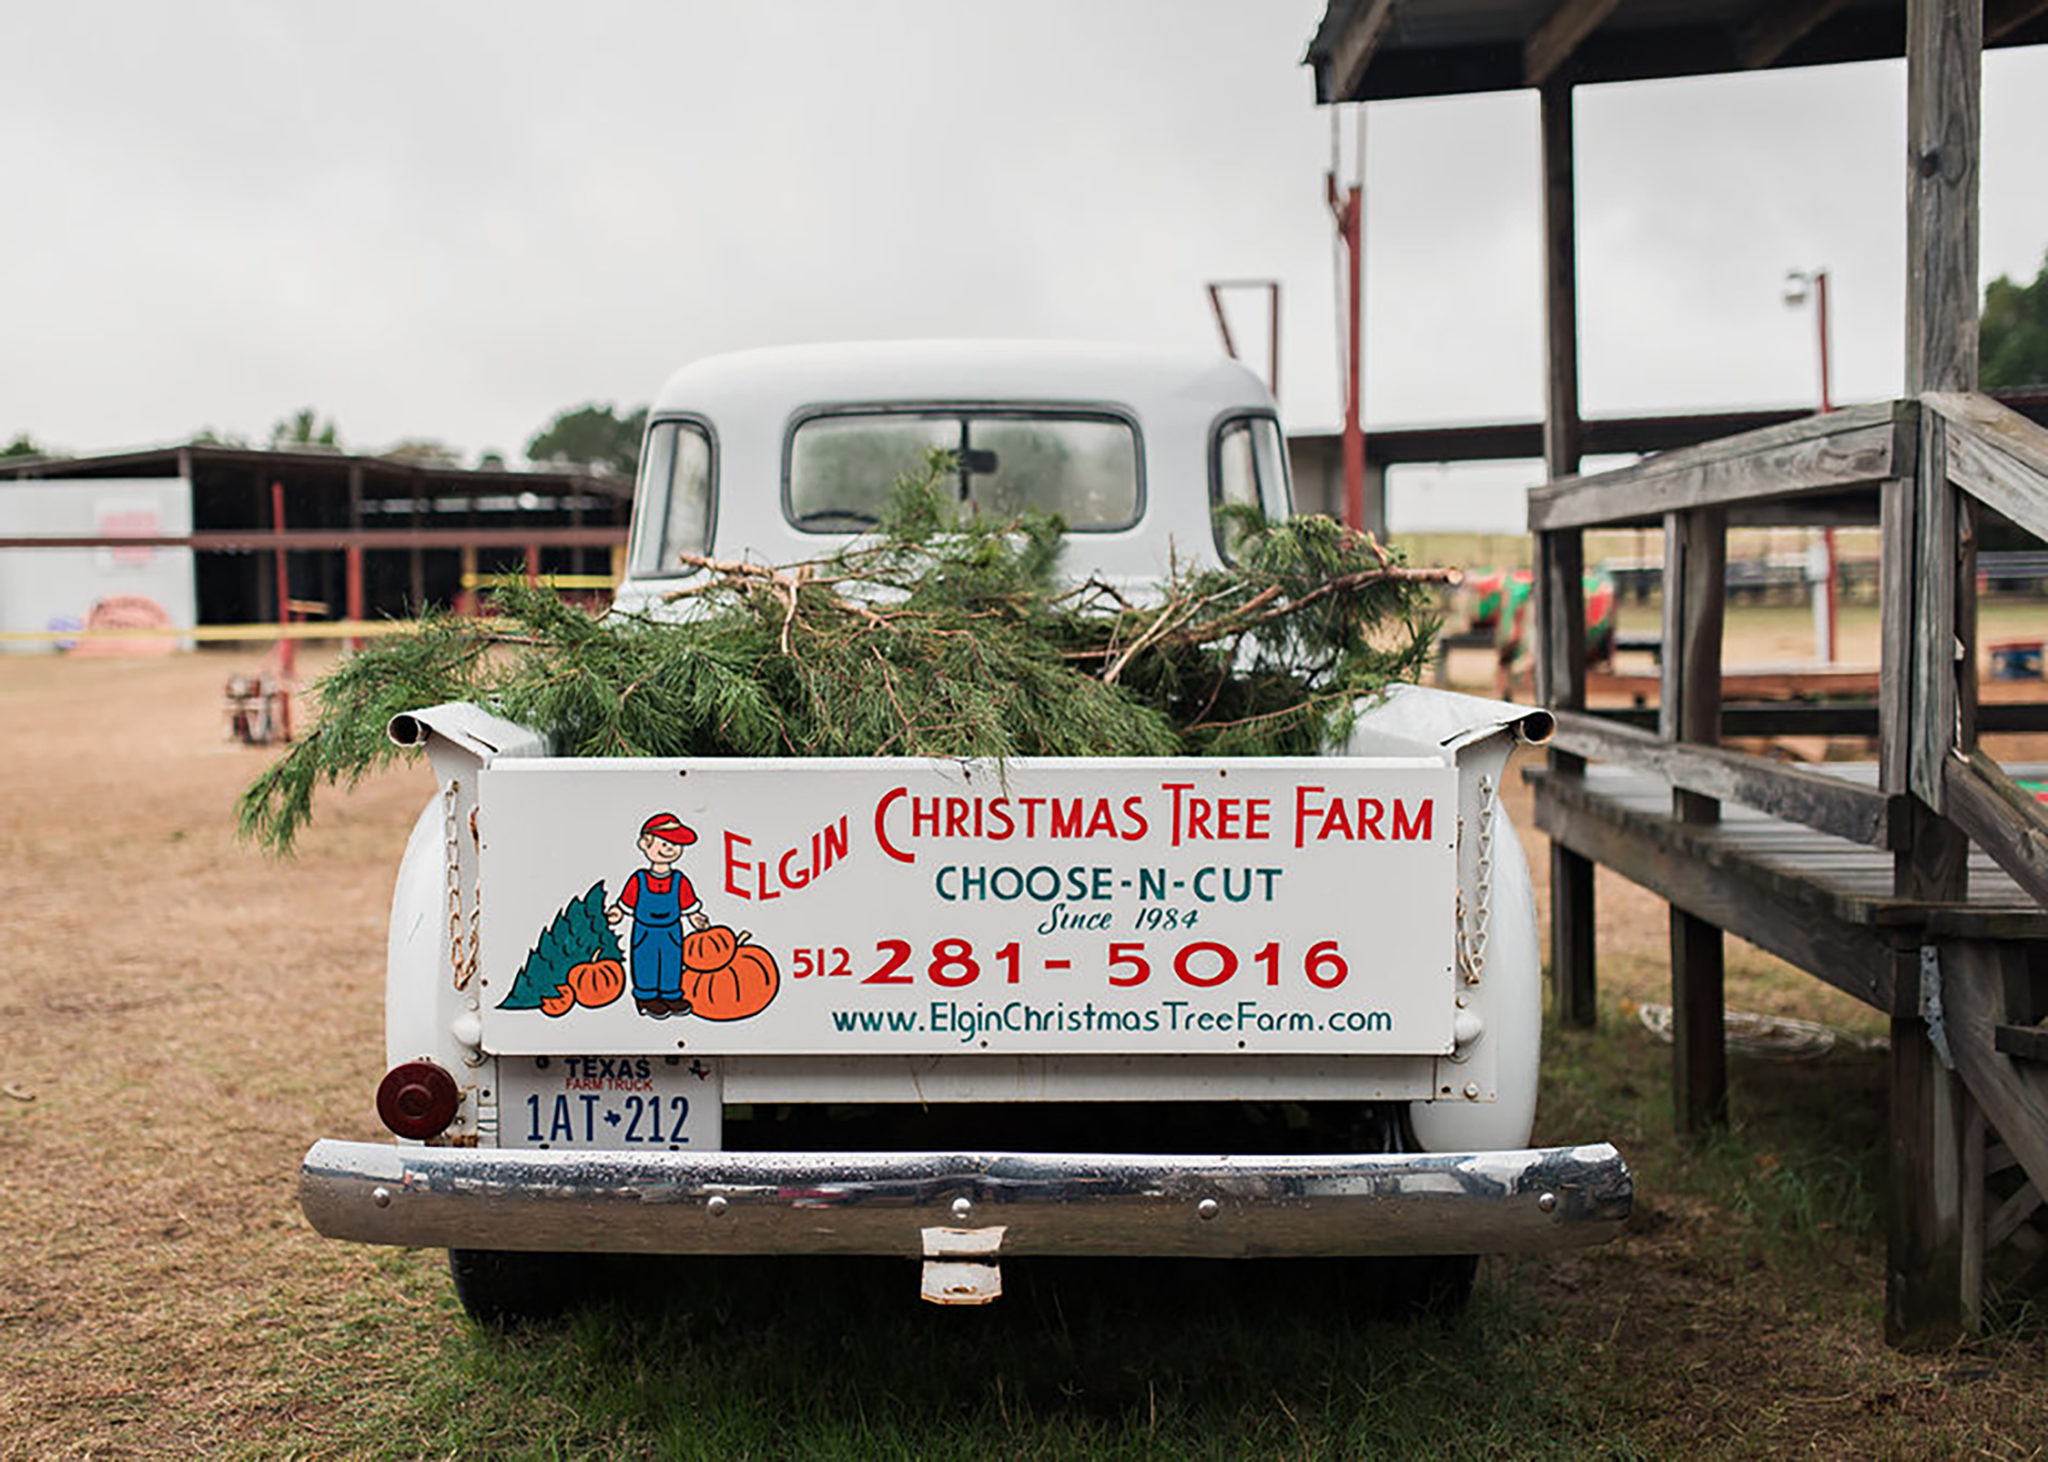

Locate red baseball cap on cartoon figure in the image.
[638,813,697,847]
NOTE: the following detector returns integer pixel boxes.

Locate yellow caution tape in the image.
[459,572,616,590]
[0,620,419,644]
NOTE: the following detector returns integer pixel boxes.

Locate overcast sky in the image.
[4,3,2046,526]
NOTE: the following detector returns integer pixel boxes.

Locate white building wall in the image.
[0,477,197,653]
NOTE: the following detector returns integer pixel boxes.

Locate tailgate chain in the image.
[1455,772,1495,986]
[444,780,480,991]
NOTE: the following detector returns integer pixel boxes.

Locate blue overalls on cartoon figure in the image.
[626,870,686,1000]
[606,812,707,1020]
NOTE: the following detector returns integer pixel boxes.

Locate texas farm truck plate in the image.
[477,756,1457,1058]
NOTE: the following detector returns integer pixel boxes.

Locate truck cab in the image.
[610,339,1295,613]
[299,341,1630,1322]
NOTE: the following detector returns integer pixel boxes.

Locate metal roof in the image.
[1306,0,2048,101]
[0,441,632,501]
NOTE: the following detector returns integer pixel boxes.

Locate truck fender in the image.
[383,704,551,1139]
[385,796,455,1072]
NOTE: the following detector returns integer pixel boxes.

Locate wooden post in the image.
[1539,77,1583,528]
[1537,76,1597,1030]
[1905,0,1980,400]
[1663,507,1729,1132]
[1887,977,1972,1348]
[1878,465,1916,809]
[1888,0,1985,1350]
[1896,0,1979,901]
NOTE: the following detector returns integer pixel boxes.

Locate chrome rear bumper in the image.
[300,1140,1631,1258]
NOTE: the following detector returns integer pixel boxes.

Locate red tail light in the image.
[377,1059,460,1140]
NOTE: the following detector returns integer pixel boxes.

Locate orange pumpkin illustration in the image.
[539,985,577,1017]
[682,924,740,973]
[567,957,627,1009]
[683,940,780,1021]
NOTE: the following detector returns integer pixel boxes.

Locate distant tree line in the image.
[1980,248,2048,391]
[524,403,647,479]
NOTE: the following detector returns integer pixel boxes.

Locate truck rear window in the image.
[630,419,714,576]
[786,410,1141,532]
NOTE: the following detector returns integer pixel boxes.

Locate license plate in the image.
[496,1055,722,1151]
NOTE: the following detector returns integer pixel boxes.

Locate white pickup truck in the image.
[298,340,1631,1322]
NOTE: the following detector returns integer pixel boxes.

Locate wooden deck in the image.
[1531,763,2048,1012]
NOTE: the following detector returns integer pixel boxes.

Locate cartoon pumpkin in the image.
[539,985,577,1017]
[682,924,740,973]
[567,957,627,1009]
[681,936,780,1021]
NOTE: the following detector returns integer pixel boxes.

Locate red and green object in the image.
[1490,569,1616,663]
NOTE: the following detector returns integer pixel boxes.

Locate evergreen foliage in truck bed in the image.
[240,463,1450,853]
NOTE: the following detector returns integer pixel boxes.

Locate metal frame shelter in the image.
[0,444,630,632]
[1309,0,2048,1345]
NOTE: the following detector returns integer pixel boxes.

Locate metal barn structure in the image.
[0,444,630,641]
[1309,0,2048,1345]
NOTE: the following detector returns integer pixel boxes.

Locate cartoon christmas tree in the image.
[498,881,624,1010]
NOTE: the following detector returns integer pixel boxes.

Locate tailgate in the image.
[476,756,1456,1059]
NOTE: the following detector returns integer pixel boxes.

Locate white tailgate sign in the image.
[477,757,1457,1057]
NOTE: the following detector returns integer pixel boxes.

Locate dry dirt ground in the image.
[3,645,2045,1457]
[0,651,424,1455]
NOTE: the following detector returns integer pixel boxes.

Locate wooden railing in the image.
[1529,392,2048,916]
[1922,393,2048,910]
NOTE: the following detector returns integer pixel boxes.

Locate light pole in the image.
[1784,267,1837,662]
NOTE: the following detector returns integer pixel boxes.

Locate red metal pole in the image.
[345,544,364,652]
[1329,179,1366,531]
[270,480,295,678]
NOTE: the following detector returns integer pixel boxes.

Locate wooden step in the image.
[1995,1024,2048,1063]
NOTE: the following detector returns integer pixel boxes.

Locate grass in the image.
[258,1253,1640,1460]
[230,1001,2048,1460]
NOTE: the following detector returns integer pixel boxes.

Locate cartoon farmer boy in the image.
[606,813,713,1019]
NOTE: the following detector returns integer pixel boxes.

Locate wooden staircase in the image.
[1527,390,2048,1343]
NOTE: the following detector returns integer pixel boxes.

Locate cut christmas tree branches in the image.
[238,463,1451,854]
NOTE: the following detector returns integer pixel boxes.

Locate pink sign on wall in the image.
[95,502,160,568]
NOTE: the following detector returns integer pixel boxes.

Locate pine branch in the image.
[238,462,1445,853]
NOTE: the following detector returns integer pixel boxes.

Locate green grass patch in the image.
[243,1000,2048,1459]
[256,1253,1642,1460]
